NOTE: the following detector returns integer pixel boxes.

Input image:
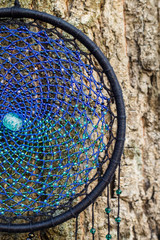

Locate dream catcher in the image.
[0,0,126,239]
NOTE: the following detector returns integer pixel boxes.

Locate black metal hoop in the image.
[0,5,126,233]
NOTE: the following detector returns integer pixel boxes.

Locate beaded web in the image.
[0,19,116,224]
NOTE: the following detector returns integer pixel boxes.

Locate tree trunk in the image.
[0,0,159,239]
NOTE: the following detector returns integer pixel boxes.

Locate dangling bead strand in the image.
[90,202,96,240]
[115,162,122,240]
[105,185,112,239]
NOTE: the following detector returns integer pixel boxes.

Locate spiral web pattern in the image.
[0,19,115,223]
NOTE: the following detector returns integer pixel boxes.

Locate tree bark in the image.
[0,0,159,239]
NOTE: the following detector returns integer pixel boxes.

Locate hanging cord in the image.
[14,0,21,8]
[90,202,96,240]
[115,162,122,240]
[75,215,78,240]
[105,185,112,239]
[26,232,35,240]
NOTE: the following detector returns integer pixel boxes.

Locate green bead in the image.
[115,217,121,223]
[116,189,122,195]
[106,234,112,239]
[90,228,96,234]
[105,208,111,214]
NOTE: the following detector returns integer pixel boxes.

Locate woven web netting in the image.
[0,18,116,224]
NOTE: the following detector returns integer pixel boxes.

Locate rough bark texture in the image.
[0,0,159,239]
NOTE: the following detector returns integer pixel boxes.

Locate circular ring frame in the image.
[0,6,126,233]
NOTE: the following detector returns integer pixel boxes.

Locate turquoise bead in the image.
[106,234,112,239]
[115,217,121,223]
[90,228,96,234]
[2,112,23,131]
[105,207,111,214]
[116,189,122,195]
